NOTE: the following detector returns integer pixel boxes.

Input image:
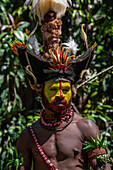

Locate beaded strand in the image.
[27,125,58,170]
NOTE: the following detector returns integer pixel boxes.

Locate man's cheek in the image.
[65,91,72,104]
[49,90,61,103]
[50,96,56,103]
[44,90,56,103]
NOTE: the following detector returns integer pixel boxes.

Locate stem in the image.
[71,102,80,114]
[28,22,38,39]
[1,6,10,25]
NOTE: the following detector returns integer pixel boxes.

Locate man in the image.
[10,0,111,169]
[16,78,111,170]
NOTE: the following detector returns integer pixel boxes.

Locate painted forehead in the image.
[44,79,71,87]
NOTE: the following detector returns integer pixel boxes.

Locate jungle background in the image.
[0,0,113,169]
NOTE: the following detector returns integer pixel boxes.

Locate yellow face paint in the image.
[44,80,72,104]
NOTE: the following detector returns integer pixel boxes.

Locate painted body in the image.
[17,113,111,170]
[17,80,111,170]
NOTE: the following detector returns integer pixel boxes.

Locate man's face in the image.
[42,79,72,113]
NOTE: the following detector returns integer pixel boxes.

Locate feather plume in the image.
[62,36,79,55]
[49,45,75,71]
[24,0,72,21]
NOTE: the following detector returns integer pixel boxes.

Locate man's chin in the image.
[42,95,71,113]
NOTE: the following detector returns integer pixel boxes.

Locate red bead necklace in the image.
[40,106,73,127]
[27,106,74,170]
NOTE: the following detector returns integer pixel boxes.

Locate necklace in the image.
[40,106,74,130]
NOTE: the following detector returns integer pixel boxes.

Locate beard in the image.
[42,92,72,114]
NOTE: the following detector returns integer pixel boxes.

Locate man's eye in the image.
[62,89,69,92]
[50,88,58,91]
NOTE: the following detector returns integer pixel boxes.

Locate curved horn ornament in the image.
[10,40,97,84]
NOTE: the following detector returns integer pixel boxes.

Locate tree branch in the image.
[77,65,113,89]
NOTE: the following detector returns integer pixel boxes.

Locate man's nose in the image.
[56,89,64,99]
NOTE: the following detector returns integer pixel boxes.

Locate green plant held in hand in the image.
[83,134,107,151]
[83,134,111,169]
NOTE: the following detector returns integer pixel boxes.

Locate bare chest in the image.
[31,122,83,161]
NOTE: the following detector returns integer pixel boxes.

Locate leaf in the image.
[6,159,14,167]
[17,69,25,81]
[98,115,107,122]
[96,133,100,142]
[14,30,25,41]
[83,145,91,151]
[16,21,30,27]
[8,13,14,25]
[90,136,96,145]
[102,105,112,108]
[9,71,15,77]
[27,115,33,119]
[15,159,19,169]
[99,135,105,148]
[85,140,96,148]
[91,91,98,97]
[79,10,85,17]
[104,115,112,121]
[72,10,77,18]
[0,32,7,39]
[7,105,12,113]
[15,77,19,88]
[1,25,12,31]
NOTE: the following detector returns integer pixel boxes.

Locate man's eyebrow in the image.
[50,84,59,88]
[62,85,70,88]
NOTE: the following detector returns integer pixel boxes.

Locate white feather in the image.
[24,0,71,21]
[62,37,79,55]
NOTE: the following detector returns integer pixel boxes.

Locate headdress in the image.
[10,0,97,90]
[24,0,72,22]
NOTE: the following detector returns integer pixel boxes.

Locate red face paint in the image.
[59,81,63,98]
[42,80,72,113]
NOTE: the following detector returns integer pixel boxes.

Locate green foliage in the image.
[0,115,26,169]
[83,134,107,152]
[0,0,113,169]
[0,1,28,168]
[83,134,112,168]
[5,147,23,170]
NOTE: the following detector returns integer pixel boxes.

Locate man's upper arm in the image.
[16,129,32,169]
[78,119,111,170]
[81,119,100,141]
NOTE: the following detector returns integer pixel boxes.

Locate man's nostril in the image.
[55,96,64,101]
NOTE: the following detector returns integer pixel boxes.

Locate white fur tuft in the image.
[24,0,71,21]
[62,37,79,55]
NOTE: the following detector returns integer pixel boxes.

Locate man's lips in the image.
[54,103,66,106]
[51,99,67,106]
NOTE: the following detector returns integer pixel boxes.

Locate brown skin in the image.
[17,83,111,170]
[17,7,111,169]
[17,113,111,170]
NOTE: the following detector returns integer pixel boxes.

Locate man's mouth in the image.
[52,100,67,106]
[54,103,66,106]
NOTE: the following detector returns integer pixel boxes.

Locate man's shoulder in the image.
[19,119,41,139]
[77,117,96,129]
[74,113,95,127]
[74,114,100,140]
[17,128,30,145]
